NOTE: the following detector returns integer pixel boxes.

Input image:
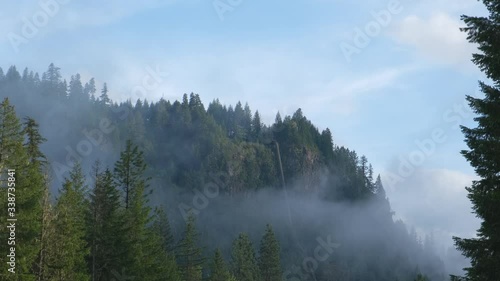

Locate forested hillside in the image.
[0,64,444,281]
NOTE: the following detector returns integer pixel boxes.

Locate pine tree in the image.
[452,2,500,280]
[0,98,24,166]
[231,233,260,281]
[6,66,21,82]
[68,73,86,103]
[152,207,175,253]
[22,117,47,165]
[22,116,48,280]
[0,99,48,280]
[251,111,262,141]
[319,128,334,161]
[114,139,148,209]
[373,175,385,197]
[84,78,96,100]
[148,207,181,281]
[114,140,156,278]
[176,212,204,281]
[258,224,282,281]
[99,83,110,105]
[87,162,124,281]
[210,249,234,281]
[48,163,90,281]
[139,206,182,281]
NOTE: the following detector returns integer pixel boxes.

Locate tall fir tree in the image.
[22,116,49,280]
[251,111,262,141]
[0,98,47,280]
[0,98,24,166]
[258,224,282,281]
[176,212,204,281]
[210,249,235,281]
[152,206,176,253]
[48,163,90,281]
[99,83,110,105]
[87,162,125,281]
[231,233,260,281]
[134,201,180,280]
[452,1,500,280]
[114,140,154,278]
[148,207,182,281]
[114,139,148,209]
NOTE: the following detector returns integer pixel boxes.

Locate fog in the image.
[0,64,474,280]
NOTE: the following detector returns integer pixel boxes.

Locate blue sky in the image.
[0,0,489,261]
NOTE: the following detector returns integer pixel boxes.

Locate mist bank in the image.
[0,64,457,280]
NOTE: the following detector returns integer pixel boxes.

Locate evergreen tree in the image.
[84,78,96,101]
[114,139,148,209]
[152,207,175,253]
[0,98,24,166]
[6,66,21,82]
[176,212,204,281]
[100,83,110,105]
[22,117,47,165]
[452,2,500,280]
[0,99,47,279]
[258,224,282,281]
[231,233,260,281]
[68,73,86,103]
[87,163,124,281]
[48,163,90,281]
[149,207,181,281]
[22,116,48,279]
[251,111,262,141]
[319,128,334,161]
[210,249,234,281]
[114,140,160,278]
[374,174,386,198]
[41,63,66,99]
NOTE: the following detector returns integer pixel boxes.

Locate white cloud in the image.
[383,168,479,249]
[97,45,418,128]
[390,13,478,68]
[303,65,417,116]
[0,0,179,45]
[55,0,176,28]
[382,167,480,274]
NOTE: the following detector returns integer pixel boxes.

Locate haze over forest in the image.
[1,0,499,281]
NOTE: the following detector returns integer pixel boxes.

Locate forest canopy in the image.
[0,64,444,281]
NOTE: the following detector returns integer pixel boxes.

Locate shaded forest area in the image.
[0,64,443,280]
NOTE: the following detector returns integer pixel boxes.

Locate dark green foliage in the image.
[114,139,148,209]
[48,163,90,281]
[258,224,282,281]
[152,206,176,253]
[176,213,204,281]
[0,98,47,280]
[0,98,24,166]
[99,83,110,105]
[22,117,47,165]
[231,233,260,281]
[0,64,448,280]
[414,273,429,281]
[209,249,233,281]
[452,1,500,280]
[87,163,124,281]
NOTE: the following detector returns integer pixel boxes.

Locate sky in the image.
[0,0,489,258]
